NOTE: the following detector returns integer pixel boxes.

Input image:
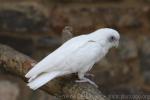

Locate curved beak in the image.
[114,41,119,48]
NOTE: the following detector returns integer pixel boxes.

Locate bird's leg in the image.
[75,72,98,88]
[85,73,94,77]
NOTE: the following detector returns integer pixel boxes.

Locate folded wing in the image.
[25,35,93,78]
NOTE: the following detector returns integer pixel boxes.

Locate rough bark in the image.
[0,44,109,100]
[0,26,109,100]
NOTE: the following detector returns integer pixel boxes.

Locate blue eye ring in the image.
[109,36,115,42]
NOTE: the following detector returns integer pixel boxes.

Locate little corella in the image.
[25,28,120,90]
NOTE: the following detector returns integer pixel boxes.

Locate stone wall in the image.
[0,0,150,100]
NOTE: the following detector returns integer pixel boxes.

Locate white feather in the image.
[27,71,61,90]
[25,35,93,78]
[25,28,120,90]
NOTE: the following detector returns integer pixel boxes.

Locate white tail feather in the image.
[27,71,61,90]
[28,75,37,82]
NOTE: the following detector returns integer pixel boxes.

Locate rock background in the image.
[0,0,150,100]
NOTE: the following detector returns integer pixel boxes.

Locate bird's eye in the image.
[109,36,116,42]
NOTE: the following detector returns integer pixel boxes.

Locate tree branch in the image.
[0,27,109,100]
[0,44,109,100]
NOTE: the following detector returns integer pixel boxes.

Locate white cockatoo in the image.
[25,28,120,90]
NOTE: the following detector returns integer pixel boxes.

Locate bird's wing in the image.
[25,35,95,78]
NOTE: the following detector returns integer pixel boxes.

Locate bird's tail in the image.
[27,71,61,90]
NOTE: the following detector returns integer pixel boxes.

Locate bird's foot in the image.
[85,73,94,77]
[75,77,98,88]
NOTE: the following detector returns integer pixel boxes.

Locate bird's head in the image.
[91,28,120,49]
